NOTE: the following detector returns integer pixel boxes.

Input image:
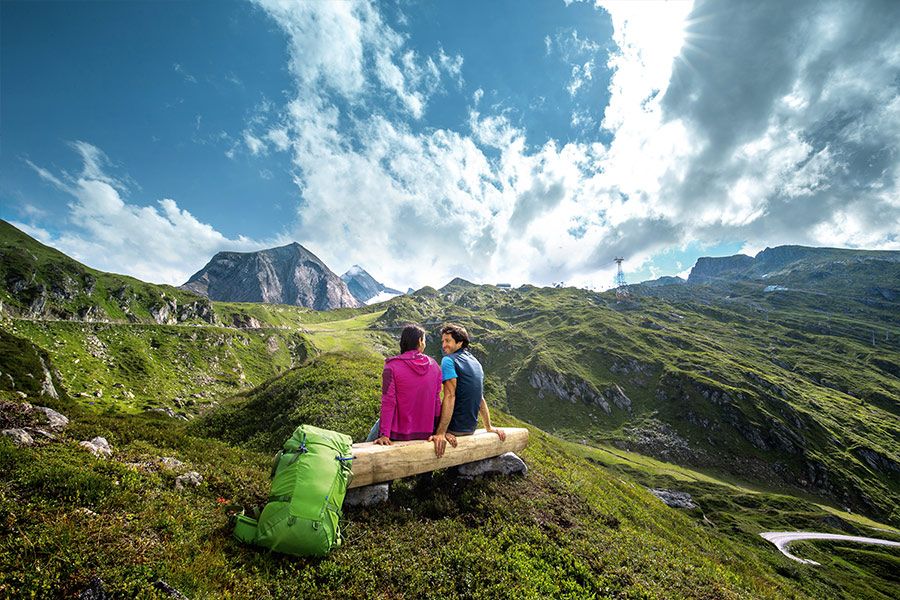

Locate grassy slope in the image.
[376,283,900,526]
[0,220,210,323]
[1,310,898,597]
[5,354,895,599]
[1,317,310,414]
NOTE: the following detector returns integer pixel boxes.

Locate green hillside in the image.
[2,224,899,597]
[2,351,896,598]
[375,280,899,526]
[0,221,214,324]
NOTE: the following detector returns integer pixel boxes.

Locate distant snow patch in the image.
[366,291,401,305]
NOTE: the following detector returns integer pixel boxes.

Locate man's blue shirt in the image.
[440,349,483,433]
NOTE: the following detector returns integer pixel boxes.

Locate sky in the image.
[2,0,899,291]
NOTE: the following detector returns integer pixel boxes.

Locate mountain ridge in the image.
[181,242,359,310]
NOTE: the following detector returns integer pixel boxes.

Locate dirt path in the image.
[760,531,900,565]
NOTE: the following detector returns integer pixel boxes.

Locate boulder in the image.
[344,483,390,507]
[159,457,185,471]
[175,471,203,490]
[649,488,697,509]
[456,452,527,479]
[153,579,189,600]
[33,406,69,431]
[2,428,34,447]
[79,436,112,458]
[79,577,109,600]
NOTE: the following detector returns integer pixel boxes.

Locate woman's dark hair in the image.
[440,323,469,349]
[399,324,426,353]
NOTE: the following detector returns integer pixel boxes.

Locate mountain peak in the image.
[341,265,402,304]
[181,244,359,309]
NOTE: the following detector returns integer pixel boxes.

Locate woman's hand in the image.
[374,436,392,446]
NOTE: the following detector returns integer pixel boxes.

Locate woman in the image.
[365,324,442,445]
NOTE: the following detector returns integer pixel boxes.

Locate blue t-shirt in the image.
[440,349,483,433]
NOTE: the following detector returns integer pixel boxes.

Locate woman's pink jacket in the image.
[379,350,442,441]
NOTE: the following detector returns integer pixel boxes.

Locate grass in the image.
[3,352,898,598]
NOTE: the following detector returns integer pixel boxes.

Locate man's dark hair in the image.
[399,324,426,353]
[440,323,470,349]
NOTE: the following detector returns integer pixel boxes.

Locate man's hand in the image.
[487,427,506,442]
[428,432,458,458]
[374,436,392,446]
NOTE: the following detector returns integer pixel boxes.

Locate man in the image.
[429,323,506,458]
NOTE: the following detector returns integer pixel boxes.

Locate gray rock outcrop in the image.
[344,482,390,507]
[159,457,185,471]
[175,471,203,489]
[456,452,527,478]
[649,488,697,509]
[181,242,360,310]
[79,436,112,457]
[32,405,69,431]
[529,369,631,413]
[2,428,34,446]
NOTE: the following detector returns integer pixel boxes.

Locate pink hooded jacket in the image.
[379,350,442,441]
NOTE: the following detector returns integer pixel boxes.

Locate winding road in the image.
[760,531,900,565]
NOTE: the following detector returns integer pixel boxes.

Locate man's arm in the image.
[479,397,506,441]
[429,378,458,457]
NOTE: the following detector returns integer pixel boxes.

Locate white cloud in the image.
[567,60,594,96]
[243,131,268,155]
[26,142,273,285]
[173,62,197,84]
[29,1,900,293]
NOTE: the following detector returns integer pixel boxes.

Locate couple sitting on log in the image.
[365,323,506,457]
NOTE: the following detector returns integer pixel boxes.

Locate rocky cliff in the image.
[182,243,359,310]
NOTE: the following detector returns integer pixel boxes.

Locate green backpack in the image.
[233,424,354,556]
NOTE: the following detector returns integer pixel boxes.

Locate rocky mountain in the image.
[637,275,686,287]
[688,245,900,295]
[340,265,402,304]
[182,243,359,310]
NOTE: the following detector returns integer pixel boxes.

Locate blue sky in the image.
[2,0,899,289]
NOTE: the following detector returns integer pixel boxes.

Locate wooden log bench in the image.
[348,427,529,489]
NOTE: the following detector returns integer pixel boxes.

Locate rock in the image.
[38,357,59,399]
[2,428,34,447]
[33,406,69,431]
[603,384,632,411]
[15,391,27,399]
[79,577,109,600]
[153,579,189,600]
[26,428,56,440]
[344,483,390,507]
[148,407,178,419]
[456,452,528,479]
[529,369,611,413]
[175,471,203,490]
[159,457,185,471]
[79,436,112,457]
[649,488,697,509]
